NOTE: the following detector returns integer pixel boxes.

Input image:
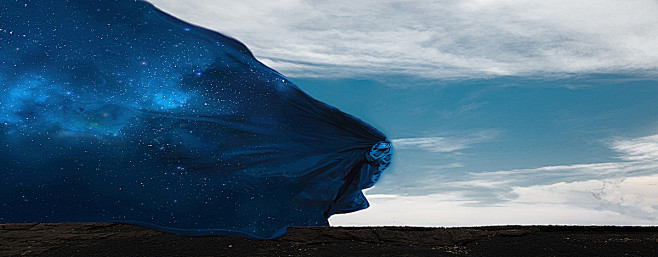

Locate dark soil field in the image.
[2,223,658,256]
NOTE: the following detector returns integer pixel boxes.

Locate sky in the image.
[148,0,658,227]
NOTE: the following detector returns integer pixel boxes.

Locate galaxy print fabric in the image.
[0,0,392,238]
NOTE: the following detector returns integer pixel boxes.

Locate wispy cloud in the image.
[391,130,498,152]
[610,134,658,161]
[392,137,470,153]
[149,0,658,79]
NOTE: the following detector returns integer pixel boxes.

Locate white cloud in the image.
[391,130,497,152]
[392,137,469,153]
[610,134,658,161]
[329,183,658,226]
[511,176,658,219]
[330,175,658,226]
[148,0,658,79]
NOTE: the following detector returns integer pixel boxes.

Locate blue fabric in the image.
[0,0,392,239]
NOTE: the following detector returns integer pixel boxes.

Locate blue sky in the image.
[148,0,658,226]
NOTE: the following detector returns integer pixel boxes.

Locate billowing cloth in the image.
[0,0,392,238]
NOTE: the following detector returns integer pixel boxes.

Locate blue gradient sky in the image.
[149,0,658,226]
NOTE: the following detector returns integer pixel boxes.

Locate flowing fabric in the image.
[0,0,392,238]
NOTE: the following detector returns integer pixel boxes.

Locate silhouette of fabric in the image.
[0,0,391,239]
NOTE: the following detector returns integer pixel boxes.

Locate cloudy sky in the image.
[148,0,658,227]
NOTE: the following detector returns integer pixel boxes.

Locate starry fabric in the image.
[0,0,392,238]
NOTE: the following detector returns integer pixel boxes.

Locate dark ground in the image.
[1,223,658,256]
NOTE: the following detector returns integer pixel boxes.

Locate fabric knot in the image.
[366,141,393,173]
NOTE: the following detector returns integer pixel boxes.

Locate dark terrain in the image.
[2,223,657,256]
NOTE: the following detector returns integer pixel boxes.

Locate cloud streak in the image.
[391,130,498,153]
[610,134,658,161]
[392,137,471,153]
[149,0,658,79]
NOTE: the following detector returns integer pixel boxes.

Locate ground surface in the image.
[1,223,657,256]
